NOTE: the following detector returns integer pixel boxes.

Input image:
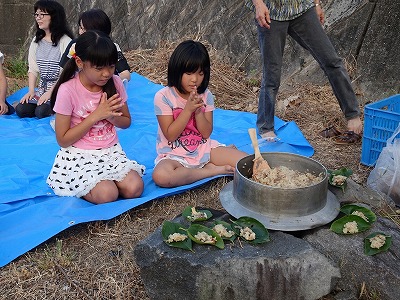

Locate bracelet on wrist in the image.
[315,3,321,7]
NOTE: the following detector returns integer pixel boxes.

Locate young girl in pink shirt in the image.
[47,31,145,204]
[152,40,247,188]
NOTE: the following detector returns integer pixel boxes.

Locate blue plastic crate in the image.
[361,94,400,166]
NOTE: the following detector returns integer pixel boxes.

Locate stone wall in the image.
[0,0,37,55]
[0,0,399,103]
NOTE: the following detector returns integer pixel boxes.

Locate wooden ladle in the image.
[248,128,271,176]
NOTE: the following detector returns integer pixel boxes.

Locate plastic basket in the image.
[361,94,400,166]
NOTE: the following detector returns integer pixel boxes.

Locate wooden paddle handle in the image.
[248,128,261,158]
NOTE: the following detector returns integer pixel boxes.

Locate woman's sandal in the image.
[332,131,361,145]
[319,125,342,138]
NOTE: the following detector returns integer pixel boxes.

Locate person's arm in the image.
[37,85,54,105]
[19,72,37,103]
[119,70,131,82]
[106,93,131,129]
[106,75,130,127]
[194,109,213,139]
[157,90,208,142]
[0,59,8,115]
[157,110,192,142]
[115,43,131,82]
[55,92,125,148]
[193,91,213,138]
[314,1,325,25]
[20,40,39,103]
[252,0,271,29]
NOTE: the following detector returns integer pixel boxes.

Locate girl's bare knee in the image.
[120,181,144,198]
[152,170,174,188]
[85,186,119,204]
[117,171,144,198]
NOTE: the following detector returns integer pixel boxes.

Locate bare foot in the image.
[260,130,279,142]
[261,130,276,139]
[204,163,235,176]
[347,117,363,135]
[226,144,238,149]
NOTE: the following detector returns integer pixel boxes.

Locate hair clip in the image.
[68,43,77,59]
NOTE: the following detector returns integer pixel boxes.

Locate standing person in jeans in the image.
[0,51,15,115]
[15,0,73,119]
[247,0,363,144]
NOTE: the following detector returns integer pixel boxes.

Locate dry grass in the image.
[0,39,394,300]
[0,178,229,300]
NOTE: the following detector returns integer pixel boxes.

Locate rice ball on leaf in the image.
[231,216,270,244]
[364,232,392,256]
[162,221,193,251]
[330,215,371,234]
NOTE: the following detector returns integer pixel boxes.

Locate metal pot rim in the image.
[220,152,340,231]
[220,181,339,231]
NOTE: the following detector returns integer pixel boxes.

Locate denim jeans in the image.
[256,8,360,134]
[15,102,53,119]
[4,100,15,115]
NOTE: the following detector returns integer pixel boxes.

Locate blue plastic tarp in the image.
[0,73,313,267]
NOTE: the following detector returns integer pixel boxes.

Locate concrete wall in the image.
[0,0,37,55]
[0,0,398,103]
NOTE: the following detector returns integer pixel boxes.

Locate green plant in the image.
[4,48,28,79]
[35,239,73,270]
[246,69,261,87]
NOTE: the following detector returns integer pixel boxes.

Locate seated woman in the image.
[59,8,131,83]
[15,0,73,119]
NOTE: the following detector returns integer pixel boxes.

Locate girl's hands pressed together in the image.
[103,92,131,129]
[185,86,205,113]
[55,92,128,148]
[94,92,123,121]
[190,86,213,138]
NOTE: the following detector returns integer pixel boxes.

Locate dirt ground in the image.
[0,40,380,300]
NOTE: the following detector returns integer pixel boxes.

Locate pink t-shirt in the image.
[154,86,220,166]
[54,73,127,150]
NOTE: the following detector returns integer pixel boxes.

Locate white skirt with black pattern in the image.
[46,143,145,198]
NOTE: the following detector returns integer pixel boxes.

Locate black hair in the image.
[167,40,210,94]
[50,30,118,109]
[33,0,73,45]
[78,9,112,36]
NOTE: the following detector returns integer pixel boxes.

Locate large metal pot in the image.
[219,152,339,231]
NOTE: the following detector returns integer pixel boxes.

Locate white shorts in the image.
[47,143,145,197]
[154,142,226,169]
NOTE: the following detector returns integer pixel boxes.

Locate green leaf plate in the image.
[328,168,353,191]
[330,215,371,234]
[161,221,193,251]
[212,220,237,242]
[186,223,225,249]
[340,204,377,224]
[364,232,392,256]
[182,206,213,222]
[231,216,270,244]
